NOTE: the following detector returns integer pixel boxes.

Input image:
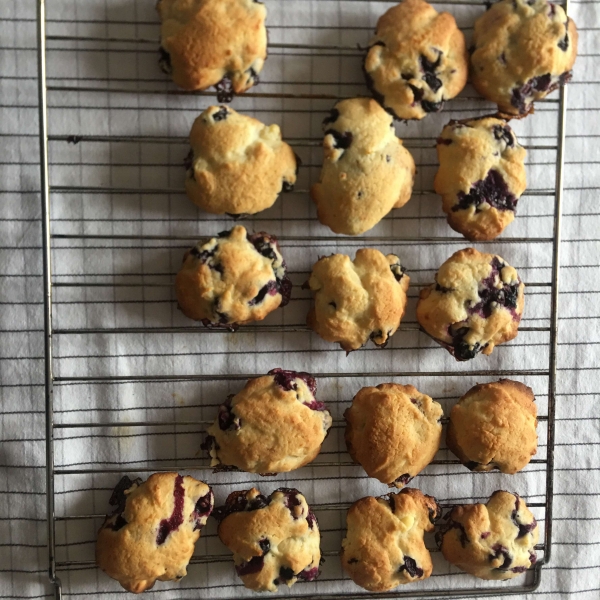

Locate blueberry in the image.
[111,515,127,531]
[322,108,340,126]
[423,72,442,93]
[212,107,229,122]
[325,129,353,150]
[217,397,241,431]
[259,538,271,553]
[193,490,214,528]
[465,460,481,471]
[184,149,194,173]
[558,33,569,51]
[511,73,560,113]
[297,566,319,581]
[452,169,518,213]
[511,566,528,573]
[481,531,491,539]
[279,488,303,518]
[388,494,396,512]
[306,510,318,530]
[278,566,294,581]
[420,53,442,75]
[390,262,407,282]
[399,556,423,578]
[490,544,512,571]
[435,283,452,293]
[247,67,259,85]
[213,490,271,522]
[269,368,318,397]
[156,475,185,545]
[395,473,412,486]
[401,72,413,81]
[215,77,234,103]
[438,520,469,548]
[408,84,424,104]
[235,555,265,576]
[493,124,514,147]
[158,46,172,74]
[281,180,294,193]
[347,558,359,564]
[437,137,452,146]
[249,281,278,306]
[421,100,444,113]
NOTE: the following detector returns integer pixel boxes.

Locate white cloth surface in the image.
[0,0,599,598]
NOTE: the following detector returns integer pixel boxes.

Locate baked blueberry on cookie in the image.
[345,384,443,487]
[215,487,321,592]
[364,0,468,121]
[175,226,291,328]
[157,0,267,97]
[204,369,332,473]
[96,473,214,593]
[311,97,415,235]
[306,249,410,352]
[185,106,298,216]
[341,488,440,591]
[435,117,527,241]
[471,0,578,115]
[416,248,525,361]
[438,490,538,580]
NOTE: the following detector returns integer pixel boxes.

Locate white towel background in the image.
[1,0,599,598]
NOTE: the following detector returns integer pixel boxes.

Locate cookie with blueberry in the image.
[345,384,443,487]
[341,488,440,591]
[311,97,415,235]
[416,248,525,361]
[306,249,410,352]
[363,0,468,121]
[215,487,321,592]
[157,0,267,97]
[96,473,214,593]
[435,117,527,241]
[471,0,578,115]
[204,369,332,473]
[175,226,291,328]
[447,379,538,474]
[185,106,298,216]
[438,490,538,580]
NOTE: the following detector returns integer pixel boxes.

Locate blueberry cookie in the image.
[438,490,538,580]
[175,226,291,328]
[306,249,410,352]
[311,97,415,235]
[157,0,267,97]
[416,248,525,361]
[215,487,321,592]
[204,369,332,473]
[471,0,578,115]
[447,379,538,474]
[364,0,468,121]
[345,384,443,487]
[341,488,440,591]
[96,473,214,593]
[435,118,527,241]
[185,106,298,216]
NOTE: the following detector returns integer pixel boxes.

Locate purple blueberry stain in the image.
[156,474,185,545]
[249,280,278,306]
[452,170,518,214]
[388,494,396,512]
[269,368,318,399]
[394,473,412,486]
[481,531,491,539]
[297,566,319,581]
[325,129,353,151]
[490,543,512,571]
[306,510,318,530]
[399,556,423,578]
[235,555,265,577]
[215,77,234,103]
[213,489,271,522]
[106,475,141,532]
[511,71,571,113]
[217,396,241,431]
[529,551,537,564]
[193,489,214,530]
[212,106,229,122]
[511,566,528,573]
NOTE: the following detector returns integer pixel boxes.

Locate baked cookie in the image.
[471,0,578,115]
[364,0,468,121]
[157,0,267,97]
[185,106,298,216]
[435,117,527,241]
[447,379,538,474]
[310,97,415,235]
[345,383,443,487]
[306,249,410,352]
[204,369,332,473]
[215,487,321,592]
[96,473,214,593]
[341,488,440,591]
[416,248,525,361]
[438,490,538,580]
[175,226,291,328]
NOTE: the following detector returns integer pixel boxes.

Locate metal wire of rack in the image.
[36,0,569,598]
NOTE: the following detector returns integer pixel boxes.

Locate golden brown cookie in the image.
[96,473,214,593]
[215,487,321,592]
[341,488,440,591]
[435,117,527,241]
[471,0,578,115]
[447,379,538,474]
[364,0,468,120]
[175,226,291,327]
[438,490,538,580]
[345,383,443,487]
[204,369,332,473]
[306,249,410,352]
[311,97,415,235]
[157,0,267,96]
[185,106,298,216]
[416,248,525,361]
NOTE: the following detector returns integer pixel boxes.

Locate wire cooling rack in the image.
[37,0,568,598]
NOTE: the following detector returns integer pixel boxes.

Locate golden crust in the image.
[364,0,468,120]
[174,226,289,325]
[416,248,525,361]
[307,249,410,351]
[344,383,443,486]
[96,473,213,593]
[471,0,578,114]
[447,379,538,474]
[185,106,298,215]
[440,490,539,580]
[435,117,527,241]
[206,372,332,473]
[157,0,267,93]
[341,488,440,591]
[311,97,415,235]
[217,488,321,592]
